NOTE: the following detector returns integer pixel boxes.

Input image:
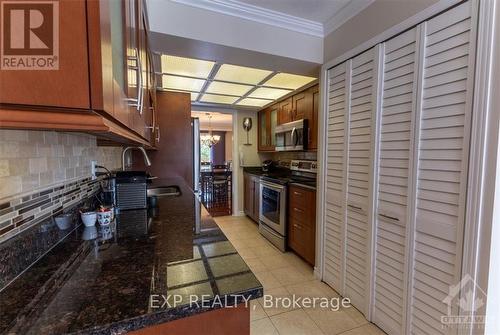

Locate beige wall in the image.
[0,130,122,201]
[323,0,440,62]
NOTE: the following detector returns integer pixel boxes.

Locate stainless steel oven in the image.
[259,179,287,251]
[275,119,308,151]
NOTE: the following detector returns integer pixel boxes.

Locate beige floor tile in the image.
[245,257,268,273]
[250,300,268,321]
[254,245,283,258]
[342,306,369,327]
[283,252,315,274]
[255,271,282,290]
[259,286,299,317]
[270,309,324,335]
[338,323,385,335]
[285,279,339,299]
[259,254,290,270]
[251,317,279,335]
[236,247,258,260]
[305,308,359,335]
[271,266,315,286]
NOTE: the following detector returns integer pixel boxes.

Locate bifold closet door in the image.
[408,2,476,334]
[324,61,349,295]
[372,27,419,335]
[344,47,378,316]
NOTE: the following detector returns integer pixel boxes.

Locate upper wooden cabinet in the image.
[258,83,318,152]
[278,98,293,125]
[307,85,319,150]
[0,1,90,109]
[258,103,278,152]
[0,0,157,147]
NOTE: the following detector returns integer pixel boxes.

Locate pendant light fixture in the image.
[200,113,221,147]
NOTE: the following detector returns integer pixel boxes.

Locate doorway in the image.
[192,111,233,216]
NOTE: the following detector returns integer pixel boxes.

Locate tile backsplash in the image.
[0,130,122,201]
[0,130,122,241]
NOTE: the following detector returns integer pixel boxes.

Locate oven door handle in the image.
[260,180,285,191]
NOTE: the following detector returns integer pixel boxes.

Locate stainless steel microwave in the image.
[275,119,308,151]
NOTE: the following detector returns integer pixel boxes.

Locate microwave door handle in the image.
[291,127,296,146]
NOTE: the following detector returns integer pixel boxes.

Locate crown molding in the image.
[323,0,375,36]
[171,0,324,37]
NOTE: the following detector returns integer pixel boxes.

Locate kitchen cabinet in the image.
[278,98,293,125]
[0,0,90,109]
[307,85,319,150]
[243,173,260,222]
[259,84,318,152]
[0,0,157,147]
[288,184,316,265]
[257,104,277,152]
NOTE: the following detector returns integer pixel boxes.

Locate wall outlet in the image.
[91,160,97,180]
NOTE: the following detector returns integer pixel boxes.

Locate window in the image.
[200,135,212,163]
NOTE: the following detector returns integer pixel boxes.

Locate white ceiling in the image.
[236,0,350,24]
[169,0,375,37]
[192,111,233,131]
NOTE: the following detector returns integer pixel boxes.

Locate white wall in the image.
[323,0,442,61]
[225,131,233,162]
[147,0,323,63]
[232,110,261,215]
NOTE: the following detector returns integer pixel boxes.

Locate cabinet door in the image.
[292,92,310,121]
[243,173,254,217]
[278,98,292,124]
[308,85,319,150]
[269,104,278,148]
[253,178,261,221]
[344,47,377,317]
[408,3,476,334]
[258,109,269,151]
[324,62,349,295]
[373,27,419,335]
[0,1,90,109]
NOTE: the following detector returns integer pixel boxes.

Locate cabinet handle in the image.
[293,207,303,213]
[156,126,161,142]
[136,48,144,115]
[293,191,303,196]
[378,213,400,222]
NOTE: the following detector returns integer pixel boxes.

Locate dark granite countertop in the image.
[0,178,262,335]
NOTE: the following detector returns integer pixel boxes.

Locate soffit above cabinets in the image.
[158,55,316,109]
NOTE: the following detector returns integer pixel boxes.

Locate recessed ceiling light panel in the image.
[200,94,238,105]
[237,98,272,107]
[206,81,253,96]
[161,55,215,78]
[162,75,206,92]
[214,64,272,85]
[249,87,291,100]
[263,73,316,90]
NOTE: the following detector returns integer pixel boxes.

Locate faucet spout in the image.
[122,146,152,171]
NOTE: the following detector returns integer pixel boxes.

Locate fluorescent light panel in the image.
[263,73,316,90]
[214,64,272,85]
[237,98,271,107]
[206,81,253,96]
[200,94,238,104]
[162,75,206,92]
[161,55,215,78]
[249,87,291,100]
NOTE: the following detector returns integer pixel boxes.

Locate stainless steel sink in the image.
[147,186,181,197]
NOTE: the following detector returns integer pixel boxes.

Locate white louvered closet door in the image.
[324,61,350,295]
[409,2,477,334]
[344,47,378,316]
[372,27,419,335]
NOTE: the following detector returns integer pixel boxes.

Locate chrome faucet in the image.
[122,146,152,171]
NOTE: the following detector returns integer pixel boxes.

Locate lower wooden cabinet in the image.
[243,173,260,222]
[288,184,316,265]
